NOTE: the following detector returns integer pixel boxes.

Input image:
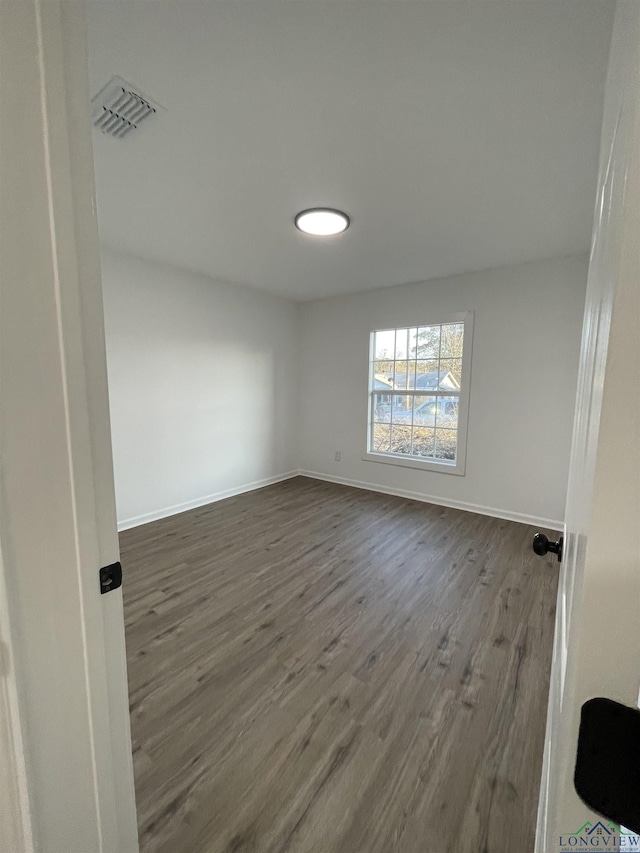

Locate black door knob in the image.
[532,532,563,562]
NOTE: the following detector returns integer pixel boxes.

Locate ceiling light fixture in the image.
[295,208,350,236]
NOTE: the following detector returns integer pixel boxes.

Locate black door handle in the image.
[575,697,640,835]
[532,532,563,562]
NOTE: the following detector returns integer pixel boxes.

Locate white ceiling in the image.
[86,1,614,301]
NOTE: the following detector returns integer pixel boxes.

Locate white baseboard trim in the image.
[117,468,563,532]
[298,469,563,531]
[117,471,299,531]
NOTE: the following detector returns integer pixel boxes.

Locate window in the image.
[365,313,473,475]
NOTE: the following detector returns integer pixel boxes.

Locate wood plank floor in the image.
[120,476,559,853]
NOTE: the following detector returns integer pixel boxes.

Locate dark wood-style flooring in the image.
[120,476,559,853]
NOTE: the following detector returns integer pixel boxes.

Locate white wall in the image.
[297,255,588,527]
[103,250,586,529]
[101,249,298,528]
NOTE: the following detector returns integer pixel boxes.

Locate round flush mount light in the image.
[294,208,350,236]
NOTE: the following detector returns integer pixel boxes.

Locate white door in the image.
[536,2,640,849]
[0,1,138,851]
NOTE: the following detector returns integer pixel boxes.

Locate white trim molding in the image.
[361,451,465,476]
[117,472,299,531]
[0,536,34,853]
[118,468,562,532]
[299,470,563,531]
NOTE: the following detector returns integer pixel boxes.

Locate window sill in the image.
[362,451,465,476]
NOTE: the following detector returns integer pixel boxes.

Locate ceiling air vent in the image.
[91,76,162,138]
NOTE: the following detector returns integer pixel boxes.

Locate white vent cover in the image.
[91,76,162,138]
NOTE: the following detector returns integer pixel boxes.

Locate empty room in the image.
[4,2,640,853]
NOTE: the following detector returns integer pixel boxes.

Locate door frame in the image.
[535,2,640,848]
[0,1,137,850]
[0,544,34,853]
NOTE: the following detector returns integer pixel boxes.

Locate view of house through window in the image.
[369,322,466,465]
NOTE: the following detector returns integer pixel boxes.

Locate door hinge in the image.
[99,561,122,594]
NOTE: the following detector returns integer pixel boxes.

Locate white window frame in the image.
[363,311,474,476]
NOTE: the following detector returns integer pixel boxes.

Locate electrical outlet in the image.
[334,451,341,462]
